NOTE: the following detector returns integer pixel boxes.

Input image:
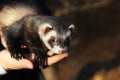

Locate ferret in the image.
[0,0,74,68]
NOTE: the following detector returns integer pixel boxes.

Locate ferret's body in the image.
[0,0,74,68]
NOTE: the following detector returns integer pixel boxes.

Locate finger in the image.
[47,51,54,56]
[17,59,34,69]
[47,52,69,66]
[0,50,33,70]
[6,58,34,70]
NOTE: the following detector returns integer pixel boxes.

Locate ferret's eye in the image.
[51,39,55,42]
[50,37,56,43]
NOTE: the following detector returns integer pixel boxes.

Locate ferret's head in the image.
[38,16,74,54]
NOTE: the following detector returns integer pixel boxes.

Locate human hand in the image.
[0,50,68,70]
[0,32,68,71]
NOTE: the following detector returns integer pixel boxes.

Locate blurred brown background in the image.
[42,0,120,80]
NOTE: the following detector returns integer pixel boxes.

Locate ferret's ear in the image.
[40,23,53,34]
[69,24,74,32]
